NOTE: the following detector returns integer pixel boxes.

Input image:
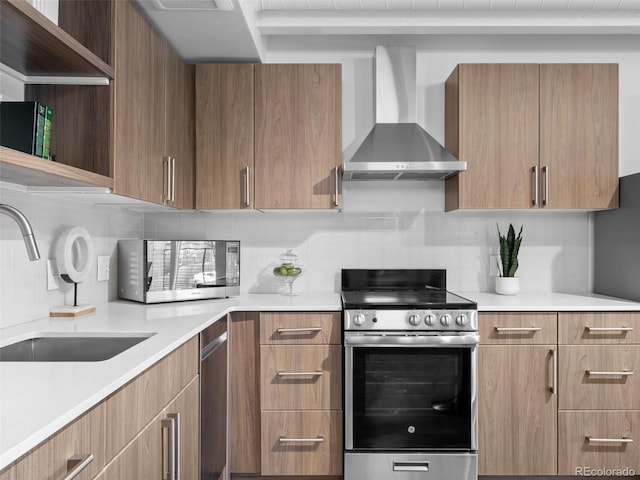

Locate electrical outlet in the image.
[489,254,501,277]
[97,256,110,282]
[46,259,59,290]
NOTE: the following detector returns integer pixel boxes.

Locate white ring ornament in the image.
[55,226,94,284]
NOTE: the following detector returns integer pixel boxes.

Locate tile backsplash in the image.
[0,186,143,328]
[1,181,593,328]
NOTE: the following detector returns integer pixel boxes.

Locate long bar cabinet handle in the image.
[333,166,340,208]
[276,327,322,333]
[171,157,176,203]
[163,156,171,203]
[59,454,94,480]
[278,370,324,377]
[551,349,557,394]
[279,436,324,443]
[168,413,181,480]
[495,327,542,332]
[587,370,634,376]
[532,165,539,206]
[587,436,634,443]
[162,416,177,480]
[542,165,549,206]
[244,166,251,207]
[586,327,634,332]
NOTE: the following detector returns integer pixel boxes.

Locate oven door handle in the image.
[344,333,480,347]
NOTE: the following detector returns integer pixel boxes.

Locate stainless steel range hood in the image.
[343,46,466,181]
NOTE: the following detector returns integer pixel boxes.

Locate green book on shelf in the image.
[43,105,53,160]
[0,101,49,158]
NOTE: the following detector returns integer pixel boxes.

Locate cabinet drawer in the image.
[559,345,640,409]
[558,410,640,475]
[261,344,341,410]
[0,403,105,480]
[104,336,199,460]
[559,312,640,345]
[260,312,341,345]
[261,410,343,476]
[479,312,557,344]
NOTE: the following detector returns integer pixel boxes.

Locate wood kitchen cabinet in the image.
[477,312,558,476]
[445,63,618,211]
[196,63,342,210]
[0,337,199,480]
[113,0,195,207]
[228,311,343,478]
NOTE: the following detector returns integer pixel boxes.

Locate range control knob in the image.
[408,314,421,326]
[456,314,468,327]
[353,313,366,326]
[440,314,452,327]
[424,314,436,326]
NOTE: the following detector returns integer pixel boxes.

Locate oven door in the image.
[344,333,478,452]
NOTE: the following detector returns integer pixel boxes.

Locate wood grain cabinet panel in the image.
[261,410,343,476]
[559,345,640,410]
[255,64,342,210]
[260,312,341,345]
[104,336,198,459]
[445,63,618,211]
[479,312,557,344]
[229,312,261,474]
[540,64,619,210]
[0,403,105,480]
[196,64,255,209]
[260,344,342,410]
[558,410,640,475]
[478,345,557,476]
[445,63,539,210]
[559,312,640,345]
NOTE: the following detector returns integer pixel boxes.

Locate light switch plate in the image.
[97,256,110,282]
[46,259,59,290]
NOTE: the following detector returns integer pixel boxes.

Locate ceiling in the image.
[134,0,640,62]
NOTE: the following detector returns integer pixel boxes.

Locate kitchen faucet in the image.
[0,204,41,261]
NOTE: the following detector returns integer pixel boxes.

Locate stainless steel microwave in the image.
[118,240,240,303]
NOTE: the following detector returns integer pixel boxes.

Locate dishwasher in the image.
[200,316,228,480]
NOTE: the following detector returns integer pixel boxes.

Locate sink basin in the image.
[0,333,155,362]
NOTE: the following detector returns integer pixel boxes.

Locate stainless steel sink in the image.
[0,333,155,362]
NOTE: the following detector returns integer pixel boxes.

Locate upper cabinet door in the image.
[113,0,166,204]
[196,64,255,209]
[255,64,342,209]
[539,64,619,210]
[445,63,540,210]
[166,47,195,210]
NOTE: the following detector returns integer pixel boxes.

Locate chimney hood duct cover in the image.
[343,46,466,181]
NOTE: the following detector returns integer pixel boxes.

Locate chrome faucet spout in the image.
[0,204,41,261]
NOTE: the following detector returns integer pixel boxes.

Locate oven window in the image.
[352,347,471,450]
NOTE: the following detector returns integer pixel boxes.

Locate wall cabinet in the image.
[478,311,640,477]
[196,64,342,210]
[229,311,343,478]
[445,63,618,211]
[0,337,199,480]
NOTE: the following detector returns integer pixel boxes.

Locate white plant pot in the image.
[495,276,520,295]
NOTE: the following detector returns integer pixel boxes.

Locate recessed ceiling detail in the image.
[149,0,234,11]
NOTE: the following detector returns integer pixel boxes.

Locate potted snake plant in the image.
[495,223,523,295]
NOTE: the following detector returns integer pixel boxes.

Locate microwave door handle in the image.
[169,242,180,290]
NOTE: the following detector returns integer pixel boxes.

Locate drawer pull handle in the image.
[279,436,324,443]
[393,461,430,472]
[586,327,634,332]
[495,327,542,332]
[60,454,94,480]
[587,436,633,443]
[276,327,322,333]
[587,370,634,376]
[278,370,324,377]
[551,349,558,394]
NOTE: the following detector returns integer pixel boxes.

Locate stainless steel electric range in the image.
[342,269,478,480]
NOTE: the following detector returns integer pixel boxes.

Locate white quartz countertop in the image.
[0,293,341,470]
[459,291,640,311]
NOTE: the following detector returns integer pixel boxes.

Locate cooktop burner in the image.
[341,289,476,310]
